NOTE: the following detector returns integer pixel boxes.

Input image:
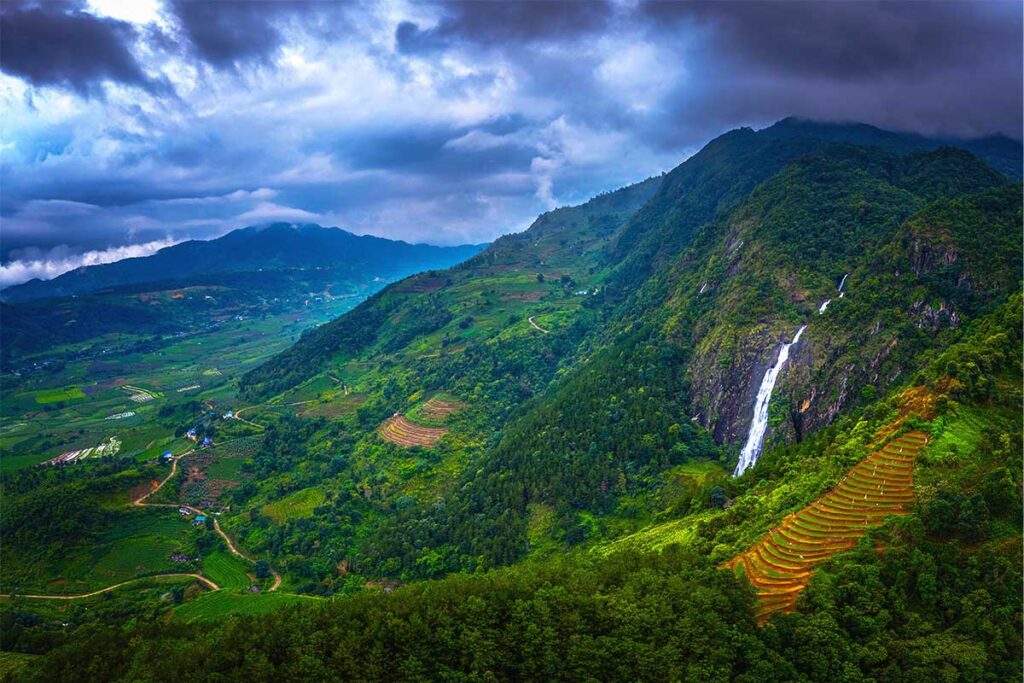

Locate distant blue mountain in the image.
[2,223,486,302]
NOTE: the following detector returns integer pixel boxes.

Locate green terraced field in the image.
[202,551,251,590]
[261,487,326,523]
[3,509,194,594]
[171,591,315,622]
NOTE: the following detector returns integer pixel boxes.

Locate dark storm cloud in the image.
[642,0,1020,81]
[169,0,289,66]
[168,1,352,67]
[397,0,614,53]
[0,1,154,93]
[631,0,1023,144]
[2,0,1021,286]
[328,126,535,178]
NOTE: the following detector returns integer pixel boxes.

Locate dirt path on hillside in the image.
[2,573,219,601]
[528,316,550,334]
[230,413,265,430]
[134,452,283,592]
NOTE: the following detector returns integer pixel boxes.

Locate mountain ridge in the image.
[230,118,1020,580]
[1,223,487,303]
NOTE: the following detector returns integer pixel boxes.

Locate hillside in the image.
[1,224,485,303]
[2,119,1020,680]
[227,120,1019,580]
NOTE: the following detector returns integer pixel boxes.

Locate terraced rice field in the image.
[725,431,928,624]
[202,551,251,591]
[379,414,447,448]
[261,487,325,523]
[418,397,465,422]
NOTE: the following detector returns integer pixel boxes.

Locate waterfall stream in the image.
[733,325,807,476]
[733,274,849,476]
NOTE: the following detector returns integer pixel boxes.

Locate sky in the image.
[1,0,1021,287]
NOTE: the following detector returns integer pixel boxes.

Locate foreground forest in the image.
[1,119,1020,681]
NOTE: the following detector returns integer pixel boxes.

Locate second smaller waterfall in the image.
[733,325,807,477]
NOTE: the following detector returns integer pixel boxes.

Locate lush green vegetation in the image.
[260,487,325,523]
[1,120,1019,679]
[201,552,251,591]
[170,591,314,623]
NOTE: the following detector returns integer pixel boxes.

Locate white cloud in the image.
[595,40,682,112]
[85,0,162,25]
[0,239,181,289]
[234,202,320,224]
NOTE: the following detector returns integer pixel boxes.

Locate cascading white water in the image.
[818,274,849,314]
[733,325,807,476]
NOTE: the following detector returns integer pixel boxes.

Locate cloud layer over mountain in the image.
[1,0,1020,284]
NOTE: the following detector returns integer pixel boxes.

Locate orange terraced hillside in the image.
[419,397,464,421]
[725,430,928,624]
[379,414,448,448]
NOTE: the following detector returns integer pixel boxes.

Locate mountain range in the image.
[3,118,1021,681]
[1,224,485,303]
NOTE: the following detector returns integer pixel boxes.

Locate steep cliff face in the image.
[665,152,1019,458]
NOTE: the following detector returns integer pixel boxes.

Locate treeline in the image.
[12,510,1022,683]
[1,460,154,558]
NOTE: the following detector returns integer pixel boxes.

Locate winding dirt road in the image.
[528,316,550,334]
[2,574,219,601]
[229,406,265,431]
[10,449,285,602]
[134,453,283,591]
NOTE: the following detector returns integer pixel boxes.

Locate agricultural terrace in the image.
[417,396,465,422]
[379,414,447,448]
[33,386,86,404]
[171,591,313,623]
[261,487,326,523]
[170,436,260,508]
[201,551,252,591]
[724,431,928,624]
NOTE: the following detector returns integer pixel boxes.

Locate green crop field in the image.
[171,591,314,622]
[261,487,325,523]
[300,392,367,419]
[204,456,247,480]
[33,386,86,404]
[3,509,194,594]
[0,652,40,678]
[202,551,251,590]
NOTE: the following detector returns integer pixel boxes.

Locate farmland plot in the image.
[379,414,447,448]
[724,431,928,623]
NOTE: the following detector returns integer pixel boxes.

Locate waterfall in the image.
[733,325,807,477]
[818,274,849,314]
